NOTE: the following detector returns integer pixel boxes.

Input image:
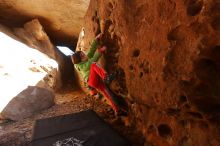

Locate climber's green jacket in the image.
[74,39,101,82]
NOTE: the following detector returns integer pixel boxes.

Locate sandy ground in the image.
[0,85,144,146]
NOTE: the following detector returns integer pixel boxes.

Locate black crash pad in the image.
[29,110,131,146]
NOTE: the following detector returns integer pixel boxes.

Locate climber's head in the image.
[71,51,88,64]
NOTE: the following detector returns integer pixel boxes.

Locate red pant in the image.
[88,63,119,113]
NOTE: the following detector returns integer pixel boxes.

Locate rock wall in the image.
[0,0,90,47]
[83,0,220,145]
[0,20,67,90]
[73,0,105,93]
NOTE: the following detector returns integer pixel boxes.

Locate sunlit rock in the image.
[0,30,58,116]
[0,0,90,47]
[1,86,54,121]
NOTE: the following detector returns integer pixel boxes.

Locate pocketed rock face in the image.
[83,0,220,145]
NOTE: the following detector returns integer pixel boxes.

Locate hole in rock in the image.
[108,2,113,10]
[212,15,220,31]
[167,26,180,41]
[184,104,191,109]
[132,49,140,57]
[179,95,187,103]
[139,72,143,78]
[92,16,96,21]
[95,10,98,16]
[57,46,74,56]
[139,63,144,68]
[147,125,155,133]
[187,111,203,119]
[129,65,134,70]
[195,58,217,80]
[157,124,173,138]
[167,31,176,41]
[187,0,203,16]
[212,45,220,53]
[105,19,113,30]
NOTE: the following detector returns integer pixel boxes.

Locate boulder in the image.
[84,0,220,145]
[1,86,54,121]
[0,0,90,47]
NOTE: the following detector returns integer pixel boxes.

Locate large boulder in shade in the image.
[1,86,55,121]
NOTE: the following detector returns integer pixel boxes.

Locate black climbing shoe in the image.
[104,72,116,85]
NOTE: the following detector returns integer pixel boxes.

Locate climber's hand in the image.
[98,46,106,53]
[95,33,103,40]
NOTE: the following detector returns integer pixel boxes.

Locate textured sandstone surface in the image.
[81,0,220,145]
[0,0,220,145]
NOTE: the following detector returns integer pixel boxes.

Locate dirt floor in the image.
[0,85,145,146]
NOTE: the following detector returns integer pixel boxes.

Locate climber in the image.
[71,33,122,116]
